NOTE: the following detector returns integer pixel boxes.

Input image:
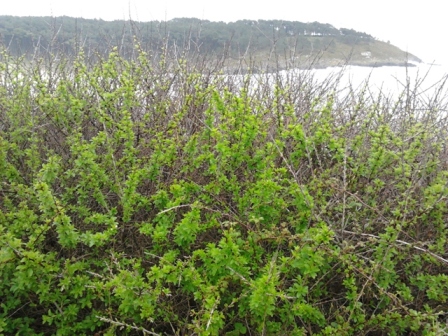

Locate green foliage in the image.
[0,47,447,335]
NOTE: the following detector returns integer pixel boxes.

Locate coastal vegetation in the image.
[0,37,447,335]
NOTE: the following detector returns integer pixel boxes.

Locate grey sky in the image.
[1,1,446,65]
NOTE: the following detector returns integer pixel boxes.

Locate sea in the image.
[293,62,448,102]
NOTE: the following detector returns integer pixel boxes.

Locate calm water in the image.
[301,63,448,100]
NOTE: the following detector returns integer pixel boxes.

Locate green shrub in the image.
[0,45,447,335]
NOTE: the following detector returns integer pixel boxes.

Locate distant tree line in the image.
[0,16,374,58]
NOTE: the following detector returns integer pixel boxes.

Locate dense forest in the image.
[0,16,373,52]
[0,16,419,69]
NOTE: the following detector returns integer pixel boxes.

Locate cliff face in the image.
[227,39,421,71]
[320,40,421,67]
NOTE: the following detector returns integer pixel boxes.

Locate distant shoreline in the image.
[224,60,422,75]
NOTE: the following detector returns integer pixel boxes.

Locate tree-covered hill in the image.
[0,16,421,69]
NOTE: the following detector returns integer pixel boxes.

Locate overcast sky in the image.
[1,0,446,65]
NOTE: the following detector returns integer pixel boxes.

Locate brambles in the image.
[0,44,448,335]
